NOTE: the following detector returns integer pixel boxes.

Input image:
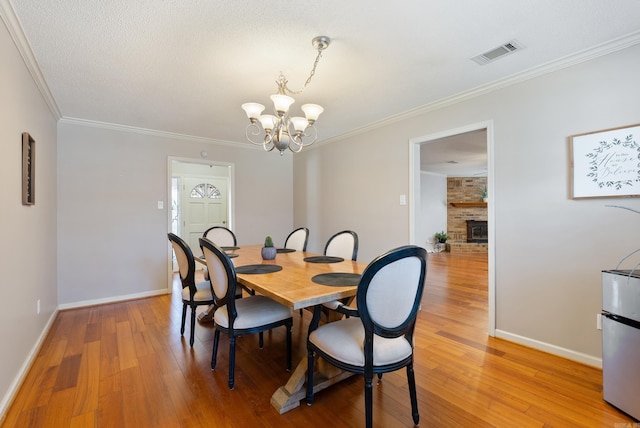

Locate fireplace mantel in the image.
[450,202,487,207]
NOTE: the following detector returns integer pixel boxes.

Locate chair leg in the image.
[258,332,264,348]
[306,349,315,405]
[286,322,292,371]
[228,336,236,389]
[180,303,187,335]
[211,329,220,370]
[189,305,197,347]
[407,363,419,426]
[364,372,373,428]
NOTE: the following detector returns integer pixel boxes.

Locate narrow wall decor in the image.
[22,132,35,205]
[570,124,640,199]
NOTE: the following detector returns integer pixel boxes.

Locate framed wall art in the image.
[22,132,35,205]
[570,123,640,199]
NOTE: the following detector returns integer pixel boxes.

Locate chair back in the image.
[168,233,196,293]
[284,227,309,251]
[199,237,238,317]
[203,226,237,247]
[324,230,359,261]
[356,245,427,340]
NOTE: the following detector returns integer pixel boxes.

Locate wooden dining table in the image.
[196,244,367,413]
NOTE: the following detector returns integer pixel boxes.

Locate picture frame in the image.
[570,123,640,199]
[22,132,35,205]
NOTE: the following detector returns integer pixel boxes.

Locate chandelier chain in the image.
[283,48,324,95]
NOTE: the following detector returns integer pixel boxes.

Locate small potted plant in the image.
[479,186,488,202]
[435,231,448,243]
[261,235,277,260]
[434,231,448,252]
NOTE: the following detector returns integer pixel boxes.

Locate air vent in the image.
[471,40,522,65]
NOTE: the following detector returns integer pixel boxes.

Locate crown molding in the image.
[59,117,254,149]
[0,0,61,119]
[317,30,640,147]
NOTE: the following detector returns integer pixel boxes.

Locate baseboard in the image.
[0,309,57,422]
[495,329,602,368]
[58,289,170,310]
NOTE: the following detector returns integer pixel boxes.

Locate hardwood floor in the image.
[2,252,634,427]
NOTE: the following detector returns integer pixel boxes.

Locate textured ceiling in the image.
[6,0,640,172]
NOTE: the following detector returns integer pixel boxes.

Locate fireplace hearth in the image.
[466,220,488,243]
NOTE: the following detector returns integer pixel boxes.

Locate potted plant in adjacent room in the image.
[434,231,449,252]
[480,186,488,202]
[261,235,277,260]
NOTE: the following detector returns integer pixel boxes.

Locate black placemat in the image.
[304,256,344,263]
[312,273,361,286]
[276,248,296,253]
[226,253,239,258]
[235,264,283,274]
[221,246,240,251]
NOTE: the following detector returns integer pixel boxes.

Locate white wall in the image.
[419,172,447,248]
[0,17,58,414]
[294,44,640,361]
[57,122,294,306]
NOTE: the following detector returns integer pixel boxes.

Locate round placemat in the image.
[304,256,344,263]
[312,273,361,286]
[221,246,240,251]
[276,248,296,253]
[226,253,239,258]
[235,264,283,274]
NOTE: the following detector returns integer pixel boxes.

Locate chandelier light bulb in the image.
[301,104,324,124]
[241,103,265,122]
[290,117,309,133]
[258,114,276,132]
[270,94,295,116]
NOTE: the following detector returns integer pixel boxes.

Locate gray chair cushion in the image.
[214,295,292,329]
[309,317,412,367]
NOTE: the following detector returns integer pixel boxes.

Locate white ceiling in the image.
[6,0,640,173]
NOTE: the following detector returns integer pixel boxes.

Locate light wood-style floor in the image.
[2,252,634,427]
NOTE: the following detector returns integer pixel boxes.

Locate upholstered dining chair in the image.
[201,225,237,285]
[324,230,358,261]
[203,226,237,248]
[168,233,216,347]
[199,237,293,390]
[306,245,427,428]
[284,227,309,251]
[322,230,359,313]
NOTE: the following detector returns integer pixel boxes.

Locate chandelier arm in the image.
[245,123,268,146]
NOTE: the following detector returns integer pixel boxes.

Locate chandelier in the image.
[241,36,330,155]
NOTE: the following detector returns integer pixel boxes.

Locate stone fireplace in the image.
[466,220,488,243]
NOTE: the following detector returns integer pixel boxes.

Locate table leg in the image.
[270,356,354,413]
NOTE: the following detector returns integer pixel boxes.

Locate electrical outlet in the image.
[37,299,40,315]
[596,313,602,330]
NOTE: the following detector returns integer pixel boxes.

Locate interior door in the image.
[182,177,229,255]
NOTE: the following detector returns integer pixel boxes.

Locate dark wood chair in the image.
[203,226,237,247]
[322,230,359,313]
[324,230,358,261]
[306,245,428,428]
[199,237,293,389]
[284,227,309,251]
[168,233,216,347]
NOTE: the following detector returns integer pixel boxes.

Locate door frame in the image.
[408,120,496,336]
[167,156,236,290]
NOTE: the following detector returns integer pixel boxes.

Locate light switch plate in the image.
[157,201,164,209]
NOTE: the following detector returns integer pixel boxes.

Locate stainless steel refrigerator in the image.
[602,270,640,421]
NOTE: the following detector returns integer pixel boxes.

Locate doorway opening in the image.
[168,157,235,274]
[409,121,495,336]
